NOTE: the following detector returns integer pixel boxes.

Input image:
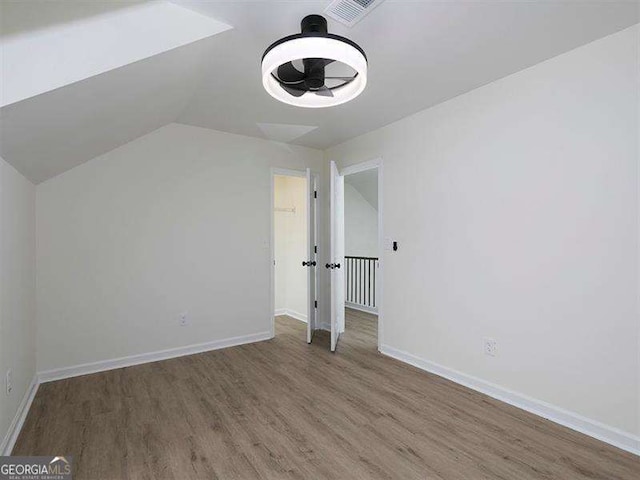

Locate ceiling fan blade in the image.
[315,86,334,97]
[324,77,356,89]
[280,84,307,97]
[277,62,305,83]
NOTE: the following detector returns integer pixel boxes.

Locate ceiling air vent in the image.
[324,0,385,27]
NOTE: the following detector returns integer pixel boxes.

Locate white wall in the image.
[327,25,640,441]
[36,123,324,372]
[345,183,378,258]
[0,157,36,453]
[274,175,308,320]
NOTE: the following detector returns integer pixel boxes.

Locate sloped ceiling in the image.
[1,0,638,184]
[0,37,220,183]
[1,1,230,107]
[345,169,378,210]
[0,0,231,183]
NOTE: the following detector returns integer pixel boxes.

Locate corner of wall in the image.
[0,156,38,455]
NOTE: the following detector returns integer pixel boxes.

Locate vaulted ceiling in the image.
[1,0,638,183]
[345,169,378,210]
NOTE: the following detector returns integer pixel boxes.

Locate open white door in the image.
[329,161,345,352]
[306,168,317,343]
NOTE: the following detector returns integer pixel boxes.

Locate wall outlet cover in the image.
[483,337,497,357]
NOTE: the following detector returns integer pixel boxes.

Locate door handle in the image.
[325,263,340,269]
[302,261,317,267]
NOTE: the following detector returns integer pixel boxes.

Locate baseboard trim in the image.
[275,309,307,323]
[38,331,273,383]
[380,344,640,456]
[0,375,39,456]
[284,309,307,323]
[345,303,378,315]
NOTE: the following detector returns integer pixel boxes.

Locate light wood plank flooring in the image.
[13,309,638,479]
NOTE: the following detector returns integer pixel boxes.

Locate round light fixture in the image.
[261,15,367,108]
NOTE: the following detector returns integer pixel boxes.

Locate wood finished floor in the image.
[14,309,638,479]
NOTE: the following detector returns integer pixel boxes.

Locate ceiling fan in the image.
[261,15,367,108]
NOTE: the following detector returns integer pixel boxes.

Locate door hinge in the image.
[314,245,317,254]
[314,190,317,198]
[314,300,318,308]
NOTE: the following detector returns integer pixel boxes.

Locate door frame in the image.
[270,168,320,339]
[333,158,383,352]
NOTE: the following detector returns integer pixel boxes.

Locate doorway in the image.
[271,169,318,343]
[328,159,382,353]
[343,168,379,347]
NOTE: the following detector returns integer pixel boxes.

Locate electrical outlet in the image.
[5,369,12,395]
[179,312,189,326]
[483,337,497,357]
